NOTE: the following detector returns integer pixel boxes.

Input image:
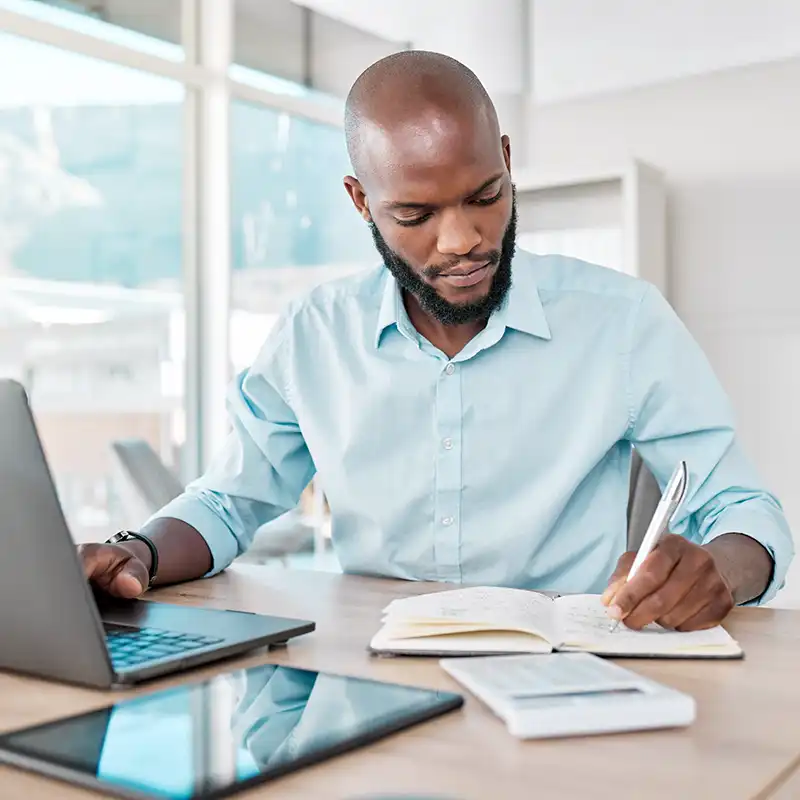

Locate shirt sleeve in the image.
[625,283,794,605]
[149,309,315,576]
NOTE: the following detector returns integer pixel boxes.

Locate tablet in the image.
[0,663,463,799]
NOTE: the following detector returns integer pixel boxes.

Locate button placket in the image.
[433,359,463,582]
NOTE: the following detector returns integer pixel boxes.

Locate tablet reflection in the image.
[94,664,447,796]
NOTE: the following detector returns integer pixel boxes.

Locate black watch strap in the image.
[107,531,159,587]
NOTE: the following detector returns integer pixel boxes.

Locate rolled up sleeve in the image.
[626,284,794,605]
[700,502,793,605]
[149,311,315,576]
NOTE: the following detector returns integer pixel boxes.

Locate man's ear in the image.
[501,134,512,174]
[343,176,371,222]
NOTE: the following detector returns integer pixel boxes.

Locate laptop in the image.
[0,379,315,689]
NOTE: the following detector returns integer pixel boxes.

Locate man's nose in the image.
[436,208,482,257]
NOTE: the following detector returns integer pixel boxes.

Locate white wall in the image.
[534,0,800,103]
[532,57,800,601]
[294,0,534,163]
[296,0,800,105]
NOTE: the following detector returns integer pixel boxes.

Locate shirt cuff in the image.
[147,492,240,577]
[702,506,795,606]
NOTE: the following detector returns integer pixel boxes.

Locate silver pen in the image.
[609,460,689,632]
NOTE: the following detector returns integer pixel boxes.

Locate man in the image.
[81,51,793,632]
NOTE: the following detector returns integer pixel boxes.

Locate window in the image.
[228,101,374,566]
[1,0,183,60]
[0,32,184,543]
[0,0,394,567]
[229,100,375,372]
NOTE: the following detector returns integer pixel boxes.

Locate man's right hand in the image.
[78,542,150,599]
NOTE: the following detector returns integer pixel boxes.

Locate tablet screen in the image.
[0,664,463,799]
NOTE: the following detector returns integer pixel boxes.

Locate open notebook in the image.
[369,586,742,659]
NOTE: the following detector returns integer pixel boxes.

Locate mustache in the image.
[422,250,501,279]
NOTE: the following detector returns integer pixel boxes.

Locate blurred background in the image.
[1,0,798,601]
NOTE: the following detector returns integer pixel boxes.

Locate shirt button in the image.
[441,516,454,527]
[442,437,454,450]
[444,363,455,375]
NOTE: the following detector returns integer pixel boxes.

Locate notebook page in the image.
[370,628,554,655]
[554,594,738,654]
[382,586,559,643]
[378,622,512,640]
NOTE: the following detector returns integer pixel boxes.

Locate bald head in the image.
[344,50,500,180]
[341,51,515,330]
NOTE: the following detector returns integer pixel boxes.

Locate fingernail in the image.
[601,589,614,605]
[120,574,144,595]
[608,604,623,620]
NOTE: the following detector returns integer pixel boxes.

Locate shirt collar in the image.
[374,269,412,348]
[375,269,397,346]
[373,252,552,349]
[499,253,552,340]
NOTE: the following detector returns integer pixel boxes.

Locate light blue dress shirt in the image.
[154,250,793,603]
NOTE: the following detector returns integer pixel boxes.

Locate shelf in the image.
[512,158,668,298]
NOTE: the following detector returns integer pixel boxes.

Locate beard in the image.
[369,187,517,326]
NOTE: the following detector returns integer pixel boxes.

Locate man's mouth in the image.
[436,261,492,288]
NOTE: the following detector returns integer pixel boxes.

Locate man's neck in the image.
[403,291,486,360]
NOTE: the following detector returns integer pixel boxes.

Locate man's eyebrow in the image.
[381,173,505,211]
[464,173,504,199]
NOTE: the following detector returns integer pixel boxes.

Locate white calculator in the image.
[440,652,696,739]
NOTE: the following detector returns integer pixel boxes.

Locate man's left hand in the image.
[602,534,735,631]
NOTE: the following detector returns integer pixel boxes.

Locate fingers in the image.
[601,578,624,607]
[602,535,735,632]
[675,601,728,632]
[656,568,718,630]
[623,550,705,630]
[78,543,113,584]
[647,543,733,631]
[606,536,683,626]
[672,574,734,631]
[112,569,148,599]
[609,551,635,585]
[601,552,635,606]
[78,543,147,598]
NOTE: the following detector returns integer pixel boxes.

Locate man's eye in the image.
[473,190,503,206]
[395,213,432,227]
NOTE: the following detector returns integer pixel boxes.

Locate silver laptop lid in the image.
[0,379,114,687]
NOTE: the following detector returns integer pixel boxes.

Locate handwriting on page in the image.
[557,595,733,648]
[559,598,630,636]
[383,587,557,639]
[385,586,551,618]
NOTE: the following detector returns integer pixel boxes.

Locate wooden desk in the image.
[1,565,800,800]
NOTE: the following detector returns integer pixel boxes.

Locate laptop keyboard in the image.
[104,624,224,670]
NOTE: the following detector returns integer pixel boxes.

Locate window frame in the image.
[0,0,344,479]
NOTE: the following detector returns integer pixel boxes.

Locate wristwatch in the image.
[106,531,159,587]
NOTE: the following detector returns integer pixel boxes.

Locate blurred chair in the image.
[627,448,661,551]
[110,439,184,516]
[109,438,315,566]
